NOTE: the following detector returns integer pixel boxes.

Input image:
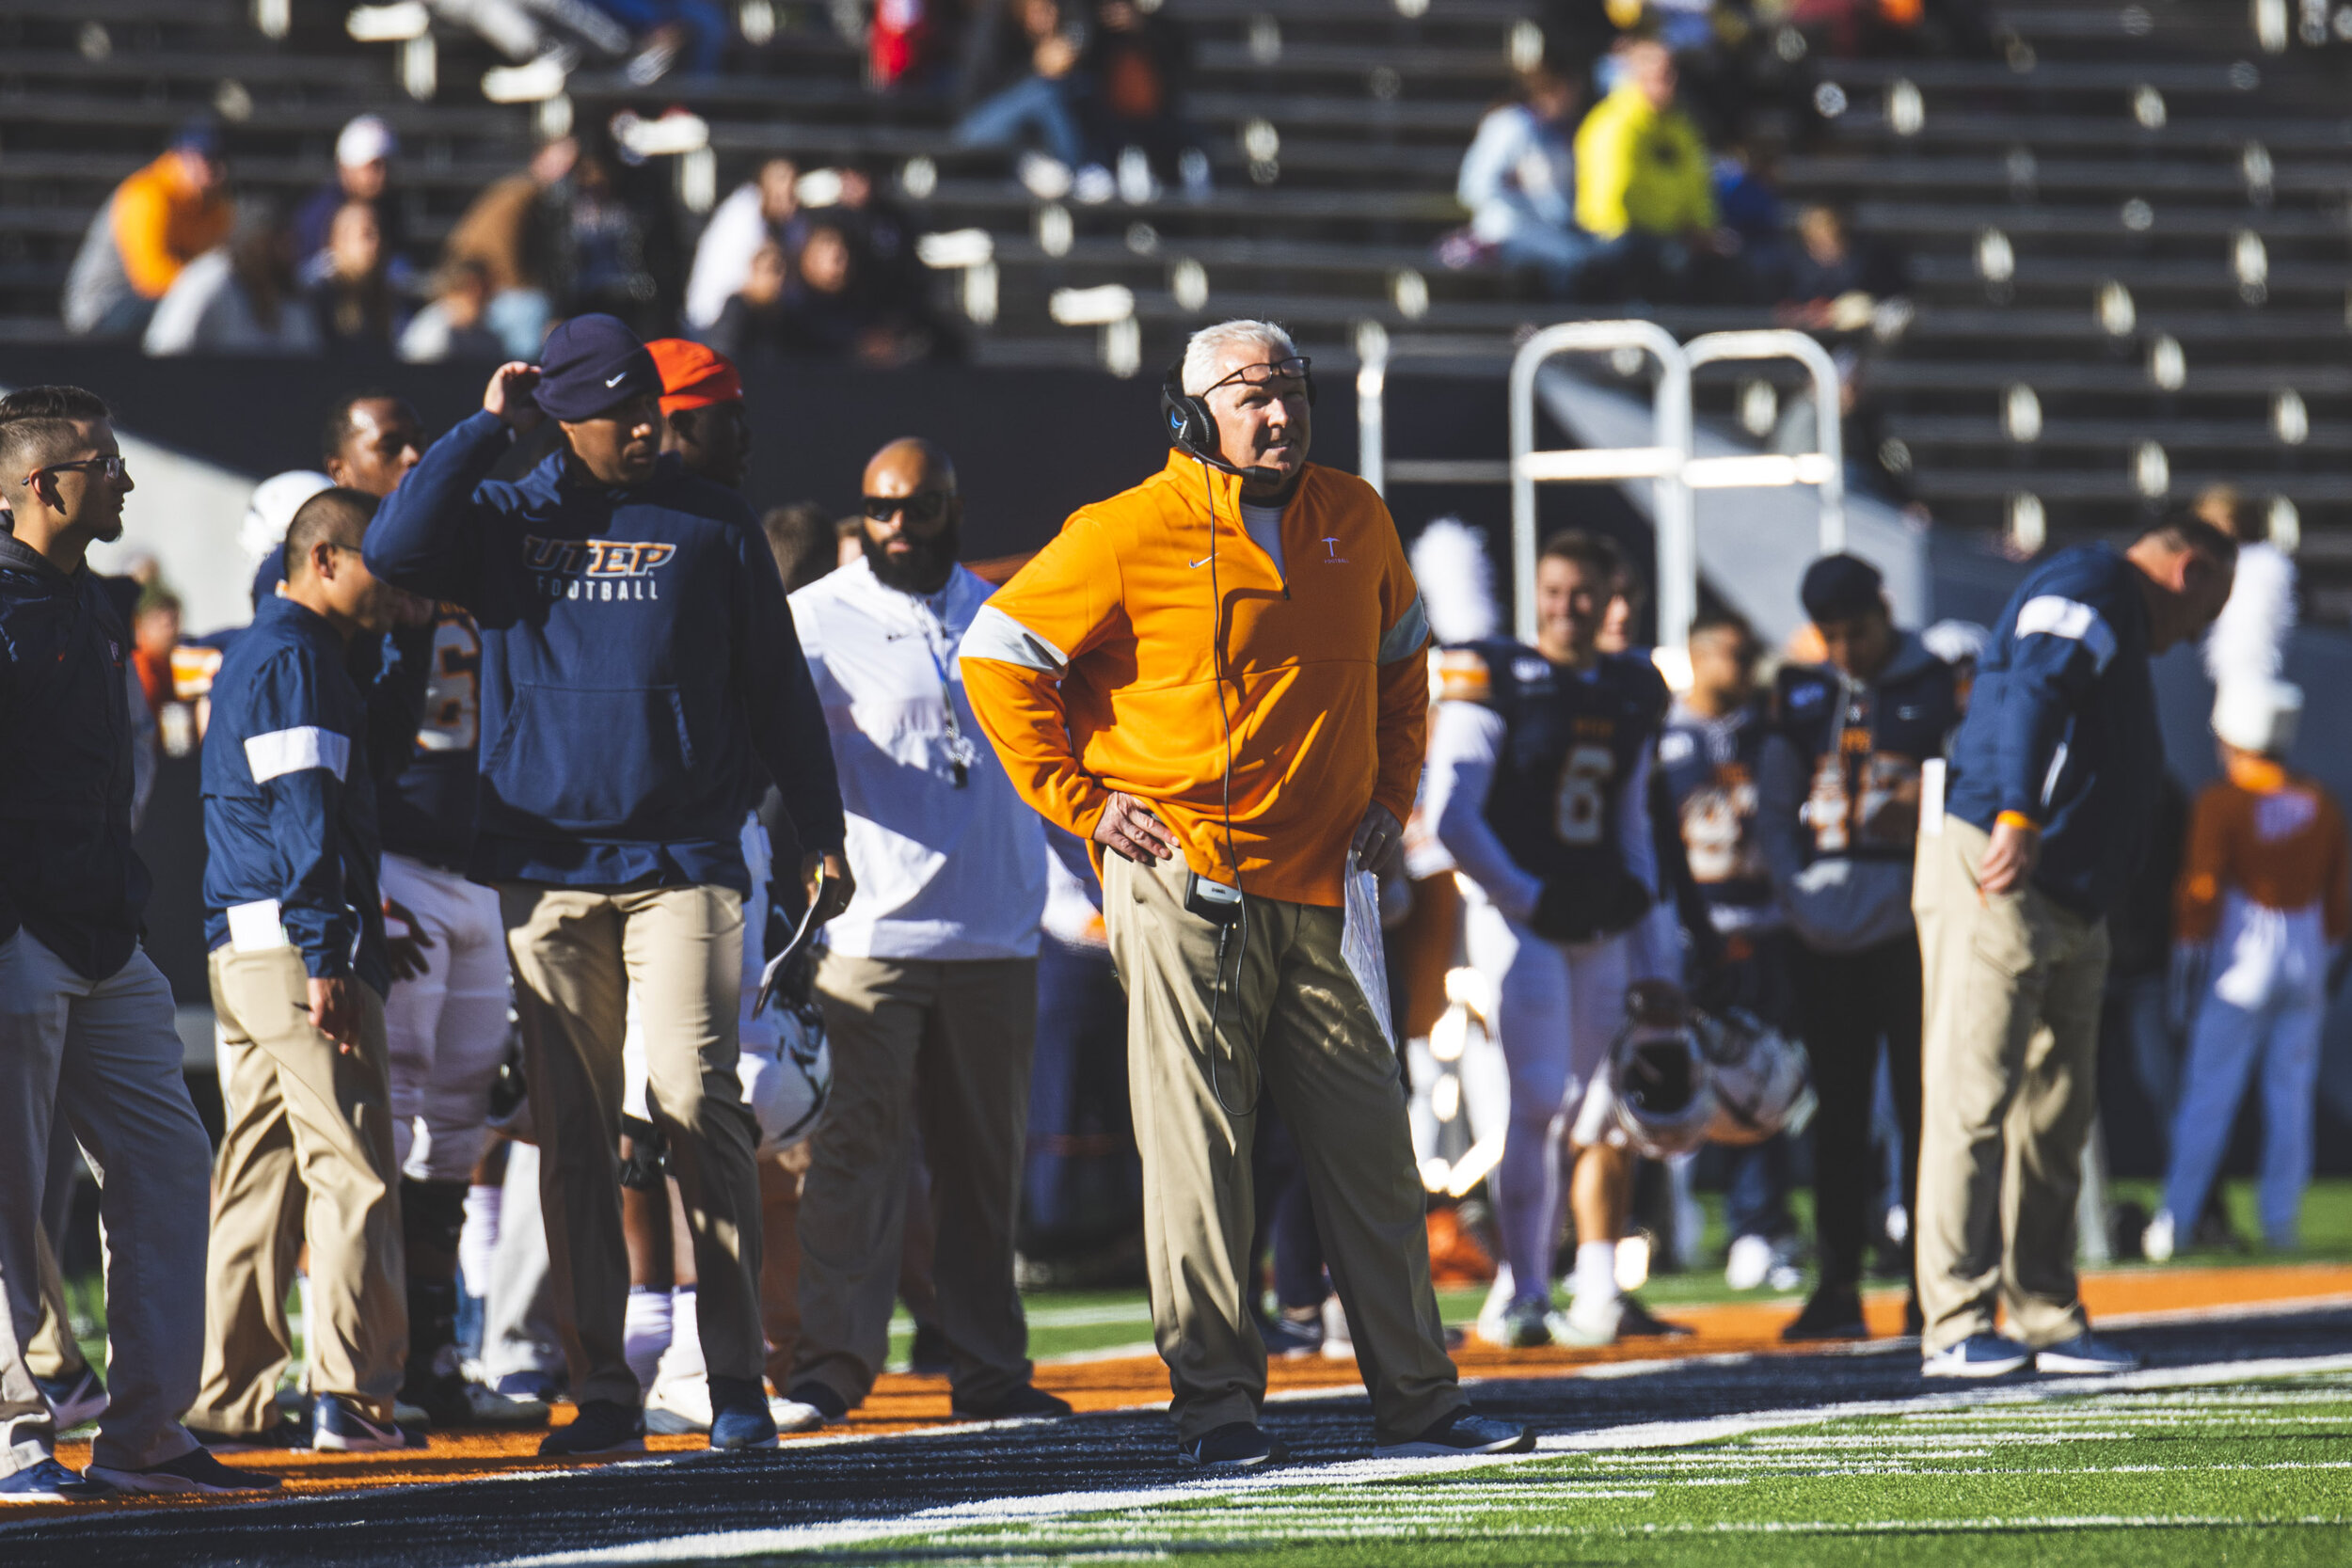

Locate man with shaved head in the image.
[775,436,1059,1430]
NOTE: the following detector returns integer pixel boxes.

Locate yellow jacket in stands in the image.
[958,451,1431,909]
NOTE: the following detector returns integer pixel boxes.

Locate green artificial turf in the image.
[787,1374,2352,1567]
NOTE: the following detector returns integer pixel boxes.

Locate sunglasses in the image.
[27,454,130,485]
[1202,356,1311,394]
[863,491,951,524]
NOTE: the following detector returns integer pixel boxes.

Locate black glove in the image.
[1530,870,1654,945]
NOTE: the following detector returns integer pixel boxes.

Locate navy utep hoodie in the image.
[1944,543,2161,917]
[202,594,390,994]
[362,409,845,891]
[0,531,149,980]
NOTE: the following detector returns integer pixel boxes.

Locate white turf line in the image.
[493,1353,2352,1567]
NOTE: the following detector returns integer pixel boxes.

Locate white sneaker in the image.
[1073,164,1117,205]
[769,1396,828,1433]
[1319,1292,1355,1362]
[1724,1233,1774,1291]
[644,1371,712,1435]
[1017,152,1073,201]
[2142,1209,2176,1263]
[1553,1297,1621,1347]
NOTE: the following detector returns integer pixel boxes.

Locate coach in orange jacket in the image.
[960,319,1528,1467]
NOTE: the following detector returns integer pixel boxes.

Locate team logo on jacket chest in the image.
[523,535,676,602]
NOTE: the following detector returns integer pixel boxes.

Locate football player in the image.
[1429,529,1688,1348]
[1759,554,1959,1340]
[1657,606,1801,1290]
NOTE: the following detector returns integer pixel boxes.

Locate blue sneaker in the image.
[2036,1334,2140,1375]
[707,1376,779,1451]
[34,1367,107,1431]
[0,1456,109,1501]
[312,1394,411,1452]
[1179,1421,1286,1469]
[1922,1333,2032,1379]
[1375,1411,1535,1459]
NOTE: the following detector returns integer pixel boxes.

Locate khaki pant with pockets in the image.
[1104,853,1464,1446]
[794,954,1038,1411]
[1914,815,2110,1355]
[196,945,406,1427]
[500,882,763,1409]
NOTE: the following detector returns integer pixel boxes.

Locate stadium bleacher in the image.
[0,0,2346,609]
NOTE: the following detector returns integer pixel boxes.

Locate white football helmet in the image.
[740,995,831,1157]
[1594,987,1718,1160]
[1695,1007,1815,1147]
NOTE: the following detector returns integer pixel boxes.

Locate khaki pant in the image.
[0,933,211,1474]
[1914,816,2110,1355]
[195,947,405,1427]
[795,955,1038,1410]
[1104,853,1463,1445]
[501,882,763,1408]
[759,1142,812,1386]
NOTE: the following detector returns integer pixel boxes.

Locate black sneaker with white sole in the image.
[185,1415,310,1452]
[1781,1285,1868,1342]
[1375,1411,1535,1459]
[86,1446,282,1495]
[0,1457,109,1502]
[312,1394,412,1452]
[1179,1421,1287,1469]
[951,1384,1074,1422]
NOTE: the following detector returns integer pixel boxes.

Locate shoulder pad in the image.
[1436,644,1494,705]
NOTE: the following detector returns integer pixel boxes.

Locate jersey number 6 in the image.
[1553,744,1614,847]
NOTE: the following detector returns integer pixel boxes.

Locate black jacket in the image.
[0,531,151,979]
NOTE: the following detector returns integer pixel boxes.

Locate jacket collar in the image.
[254,591,344,650]
[1159,449,1312,523]
[0,529,76,584]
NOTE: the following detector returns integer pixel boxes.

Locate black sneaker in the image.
[1904,1293,1925,1338]
[403,1370,549,1431]
[707,1376,779,1451]
[784,1382,850,1423]
[0,1456,110,1501]
[1782,1285,1868,1342]
[1261,1312,1326,1360]
[908,1322,955,1376]
[1375,1410,1535,1459]
[185,1415,310,1452]
[86,1446,282,1495]
[1613,1296,1694,1338]
[34,1366,107,1431]
[1179,1421,1286,1469]
[951,1384,1074,1422]
[312,1394,411,1452]
[537,1400,646,1457]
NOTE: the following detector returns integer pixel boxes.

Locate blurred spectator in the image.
[763,502,838,594]
[828,164,960,356]
[711,224,939,366]
[834,514,865,568]
[686,158,799,334]
[295,117,412,289]
[870,0,949,90]
[144,205,322,356]
[1079,0,1207,198]
[306,200,402,357]
[1788,0,1998,59]
[544,130,680,334]
[1712,140,1786,301]
[63,120,233,339]
[399,260,506,362]
[954,0,1106,203]
[429,0,629,70]
[1575,40,1728,300]
[1456,63,1591,298]
[131,587,183,717]
[707,240,792,358]
[1779,204,1906,325]
[587,0,731,81]
[442,135,577,357]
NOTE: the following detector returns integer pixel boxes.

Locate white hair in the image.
[1181,319,1297,397]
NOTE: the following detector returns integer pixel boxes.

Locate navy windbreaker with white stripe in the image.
[201,594,389,994]
[1943,543,2160,916]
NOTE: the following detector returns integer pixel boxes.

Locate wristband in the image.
[1994,811,2041,833]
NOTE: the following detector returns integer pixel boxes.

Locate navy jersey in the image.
[375,605,483,869]
[1658,696,1778,931]
[1451,640,1669,885]
[1773,640,1960,868]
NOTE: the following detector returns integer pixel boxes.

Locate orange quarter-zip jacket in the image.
[959,450,1431,909]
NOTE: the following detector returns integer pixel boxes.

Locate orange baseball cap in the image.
[644,338,744,414]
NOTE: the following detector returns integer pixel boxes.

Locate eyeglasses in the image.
[863,491,951,524]
[1202,356,1311,394]
[27,454,130,485]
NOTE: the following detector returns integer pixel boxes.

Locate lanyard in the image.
[907,588,977,788]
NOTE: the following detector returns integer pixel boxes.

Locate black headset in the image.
[1158,356,1315,475]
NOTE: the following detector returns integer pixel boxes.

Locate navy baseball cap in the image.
[1800,553,1883,625]
[534,313,661,421]
[171,117,224,160]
